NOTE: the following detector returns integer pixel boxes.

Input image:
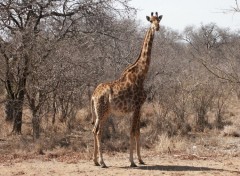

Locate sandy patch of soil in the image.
[1,152,240,176]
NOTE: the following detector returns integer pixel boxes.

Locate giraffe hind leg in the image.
[136,133,145,165]
[92,119,99,134]
[92,100,100,166]
[92,109,100,166]
[96,121,107,168]
[92,96,109,168]
[93,133,100,166]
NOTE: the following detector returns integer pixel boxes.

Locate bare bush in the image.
[191,83,215,131]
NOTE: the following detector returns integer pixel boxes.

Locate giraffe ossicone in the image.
[91,12,163,168]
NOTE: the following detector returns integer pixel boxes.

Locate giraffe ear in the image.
[146,16,150,21]
[159,15,163,21]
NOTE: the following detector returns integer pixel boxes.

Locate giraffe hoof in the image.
[94,163,100,166]
[139,160,145,165]
[101,164,108,168]
[130,162,138,167]
[94,161,100,166]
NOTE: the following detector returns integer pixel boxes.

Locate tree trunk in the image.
[11,93,25,134]
[5,98,24,134]
[215,113,223,129]
[12,68,27,133]
[12,103,23,134]
[5,99,15,122]
[52,93,57,125]
[196,108,207,132]
[32,110,40,140]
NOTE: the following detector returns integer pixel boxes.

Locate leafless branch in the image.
[197,56,240,83]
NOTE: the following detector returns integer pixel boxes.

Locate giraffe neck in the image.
[138,27,155,73]
[120,28,154,83]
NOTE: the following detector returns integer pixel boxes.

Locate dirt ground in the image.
[0,151,240,176]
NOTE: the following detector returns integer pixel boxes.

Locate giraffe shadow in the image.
[132,164,240,174]
[136,165,219,171]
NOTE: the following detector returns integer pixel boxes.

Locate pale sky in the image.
[130,0,240,32]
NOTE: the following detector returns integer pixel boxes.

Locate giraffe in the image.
[91,12,163,168]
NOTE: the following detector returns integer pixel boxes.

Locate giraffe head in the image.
[146,12,163,31]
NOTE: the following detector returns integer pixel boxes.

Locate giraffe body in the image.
[91,12,163,168]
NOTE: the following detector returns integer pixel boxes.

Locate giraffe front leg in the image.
[133,108,145,165]
[135,117,145,165]
[129,111,139,167]
[129,131,137,167]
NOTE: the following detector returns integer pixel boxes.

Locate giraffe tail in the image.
[91,99,95,125]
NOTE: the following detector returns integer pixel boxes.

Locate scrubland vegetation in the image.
[0,0,240,169]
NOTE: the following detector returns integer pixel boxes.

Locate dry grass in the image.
[0,94,240,161]
[222,125,240,137]
[154,133,188,154]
